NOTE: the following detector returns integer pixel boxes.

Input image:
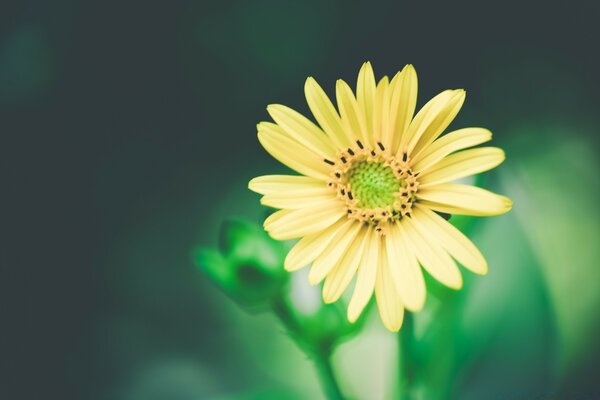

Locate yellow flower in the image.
[249,63,512,332]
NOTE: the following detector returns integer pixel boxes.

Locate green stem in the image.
[271,296,345,400]
[271,296,302,333]
[313,347,345,400]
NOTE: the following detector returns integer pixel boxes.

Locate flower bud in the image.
[193,218,289,310]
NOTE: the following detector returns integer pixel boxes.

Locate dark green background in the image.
[3,1,600,399]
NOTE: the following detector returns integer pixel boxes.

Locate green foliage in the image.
[503,124,600,380]
[193,218,288,310]
[193,217,364,345]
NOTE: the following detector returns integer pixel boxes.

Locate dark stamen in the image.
[347,148,355,156]
[341,189,346,195]
[402,152,408,162]
[335,172,341,178]
[347,191,353,200]
[341,157,347,163]
[371,150,376,156]
[377,142,385,151]
[324,159,335,165]
[356,140,364,149]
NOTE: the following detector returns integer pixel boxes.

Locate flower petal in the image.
[336,79,368,148]
[250,175,337,210]
[418,147,505,187]
[375,239,405,332]
[305,77,351,149]
[267,104,337,159]
[411,128,492,173]
[323,227,368,303]
[417,183,513,216]
[284,218,349,272]
[399,89,465,156]
[387,64,418,153]
[371,76,390,147]
[264,202,346,240]
[347,229,379,322]
[257,122,330,180]
[385,222,426,312]
[260,192,338,209]
[248,175,328,195]
[403,216,463,289]
[413,205,488,274]
[356,62,376,147]
[309,220,362,285]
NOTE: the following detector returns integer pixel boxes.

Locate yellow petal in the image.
[249,175,329,195]
[347,229,379,322]
[260,191,338,209]
[305,77,351,149]
[385,222,426,312]
[399,89,464,156]
[323,227,368,303]
[375,239,405,332]
[403,216,463,289]
[356,62,376,147]
[411,128,492,173]
[284,218,350,271]
[257,122,330,181]
[264,202,346,240]
[418,147,505,187]
[267,104,337,159]
[417,183,513,216]
[388,64,418,153]
[371,76,390,147]
[309,221,362,285]
[336,79,368,148]
[413,205,488,274]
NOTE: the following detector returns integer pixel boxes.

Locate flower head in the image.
[249,63,512,331]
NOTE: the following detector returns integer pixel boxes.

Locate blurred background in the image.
[3,1,600,399]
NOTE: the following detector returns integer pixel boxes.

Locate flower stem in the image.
[271,296,345,400]
[313,346,345,400]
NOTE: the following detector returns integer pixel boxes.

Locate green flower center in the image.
[347,161,402,209]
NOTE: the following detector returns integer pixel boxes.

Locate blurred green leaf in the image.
[503,124,600,377]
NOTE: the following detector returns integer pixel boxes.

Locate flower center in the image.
[324,140,419,234]
[347,161,401,209]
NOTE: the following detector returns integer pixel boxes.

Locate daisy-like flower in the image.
[249,63,512,332]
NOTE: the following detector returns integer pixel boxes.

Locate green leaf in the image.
[502,125,600,376]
